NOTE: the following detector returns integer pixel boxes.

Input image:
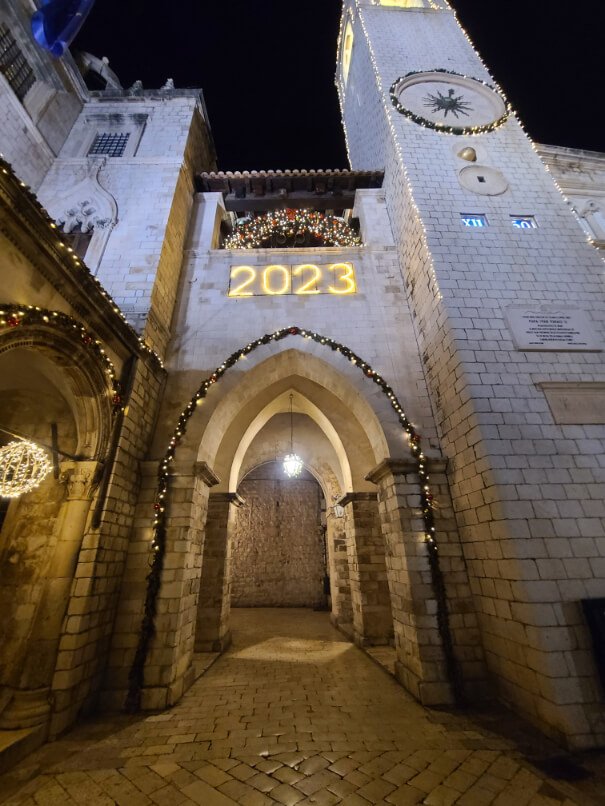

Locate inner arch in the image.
[228,389,353,493]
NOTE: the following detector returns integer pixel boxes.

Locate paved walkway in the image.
[1,609,603,806]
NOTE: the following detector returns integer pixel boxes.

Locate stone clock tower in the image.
[337,0,605,748]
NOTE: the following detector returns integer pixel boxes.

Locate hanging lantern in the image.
[283,393,303,478]
[0,440,52,499]
[283,453,303,479]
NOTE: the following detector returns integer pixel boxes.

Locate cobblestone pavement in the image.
[1,609,604,806]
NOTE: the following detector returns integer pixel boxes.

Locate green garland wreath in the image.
[225,209,361,249]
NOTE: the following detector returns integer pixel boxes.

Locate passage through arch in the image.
[126,325,459,711]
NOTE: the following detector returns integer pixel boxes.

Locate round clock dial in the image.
[390,70,510,134]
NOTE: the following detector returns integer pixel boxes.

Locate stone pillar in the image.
[367,459,485,706]
[327,507,353,636]
[340,492,393,647]
[0,461,101,731]
[195,492,244,652]
[140,460,218,710]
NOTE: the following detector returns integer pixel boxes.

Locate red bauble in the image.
[6,316,20,327]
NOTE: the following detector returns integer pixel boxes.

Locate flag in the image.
[31,0,96,58]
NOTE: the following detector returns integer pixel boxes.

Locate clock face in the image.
[390,70,510,134]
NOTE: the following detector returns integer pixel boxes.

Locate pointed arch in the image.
[228,388,353,494]
[127,326,443,712]
[195,349,387,492]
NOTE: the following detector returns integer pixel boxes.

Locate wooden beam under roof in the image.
[196,169,384,212]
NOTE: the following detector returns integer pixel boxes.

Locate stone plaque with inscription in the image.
[506,307,601,351]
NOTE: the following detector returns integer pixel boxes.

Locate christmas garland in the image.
[224,209,361,249]
[126,326,464,712]
[390,69,511,136]
[0,304,125,414]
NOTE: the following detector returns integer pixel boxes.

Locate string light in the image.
[0,440,52,498]
[225,209,361,250]
[0,304,126,415]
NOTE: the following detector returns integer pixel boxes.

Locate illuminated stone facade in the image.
[0,0,604,765]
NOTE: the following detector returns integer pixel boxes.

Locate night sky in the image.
[74,0,604,171]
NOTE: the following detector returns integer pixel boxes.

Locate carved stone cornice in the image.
[209,492,245,507]
[365,457,448,484]
[337,491,378,507]
[194,461,220,488]
[60,460,103,501]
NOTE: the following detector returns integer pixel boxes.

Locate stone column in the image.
[141,460,218,710]
[0,461,101,731]
[340,492,393,647]
[367,458,485,706]
[195,492,244,652]
[327,507,353,636]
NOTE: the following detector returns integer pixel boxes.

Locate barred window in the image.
[0,23,35,101]
[88,132,130,157]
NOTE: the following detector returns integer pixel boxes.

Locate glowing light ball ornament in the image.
[0,440,52,498]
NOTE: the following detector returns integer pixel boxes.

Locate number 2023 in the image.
[229,263,357,297]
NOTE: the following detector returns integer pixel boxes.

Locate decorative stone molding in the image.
[39,158,118,272]
[209,491,245,507]
[337,491,378,507]
[59,460,102,501]
[571,198,605,243]
[194,461,220,488]
[365,457,448,484]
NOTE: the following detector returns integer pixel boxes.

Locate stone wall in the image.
[231,466,326,608]
[37,93,215,358]
[339,0,605,748]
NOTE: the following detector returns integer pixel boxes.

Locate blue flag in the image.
[31,0,96,58]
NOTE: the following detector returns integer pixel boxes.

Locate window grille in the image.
[0,23,35,101]
[88,132,130,157]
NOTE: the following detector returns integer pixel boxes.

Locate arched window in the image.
[342,21,354,84]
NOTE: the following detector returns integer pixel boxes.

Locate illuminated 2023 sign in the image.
[229,263,357,297]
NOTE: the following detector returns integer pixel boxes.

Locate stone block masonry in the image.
[339,0,605,747]
[231,467,326,609]
[37,93,216,358]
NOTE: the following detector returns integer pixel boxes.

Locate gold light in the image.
[0,440,52,498]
